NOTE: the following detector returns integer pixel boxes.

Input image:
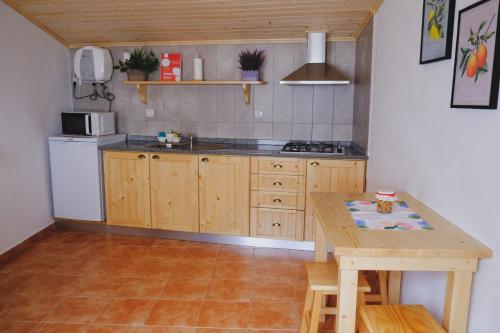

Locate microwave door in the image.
[62,113,91,135]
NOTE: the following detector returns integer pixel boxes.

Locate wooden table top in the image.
[311,192,493,259]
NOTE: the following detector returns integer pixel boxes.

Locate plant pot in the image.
[127,70,148,81]
[241,70,259,81]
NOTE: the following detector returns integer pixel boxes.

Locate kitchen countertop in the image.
[101,137,367,160]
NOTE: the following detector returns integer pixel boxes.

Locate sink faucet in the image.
[189,135,193,150]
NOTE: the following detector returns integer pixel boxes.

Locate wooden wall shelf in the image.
[124,80,266,105]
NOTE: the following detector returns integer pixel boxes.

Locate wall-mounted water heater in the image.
[73,46,113,84]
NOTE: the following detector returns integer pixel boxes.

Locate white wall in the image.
[0,2,72,254]
[368,0,500,330]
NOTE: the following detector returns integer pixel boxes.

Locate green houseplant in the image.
[114,47,159,81]
[238,49,265,81]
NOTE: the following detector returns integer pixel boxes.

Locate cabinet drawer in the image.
[251,157,306,175]
[251,174,305,193]
[251,191,305,210]
[250,208,304,241]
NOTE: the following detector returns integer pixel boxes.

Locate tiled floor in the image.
[0,229,334,333]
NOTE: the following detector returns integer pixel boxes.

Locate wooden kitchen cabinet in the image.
[251,208,304,241]
[103,151,151,228]
[150,153,199,232]
[305,159,366,240]
[198,155,250,236]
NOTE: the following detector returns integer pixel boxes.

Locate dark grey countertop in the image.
[101,137,367,160]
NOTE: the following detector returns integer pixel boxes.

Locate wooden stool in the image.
[300,262,371,333]
[359,305,446,333]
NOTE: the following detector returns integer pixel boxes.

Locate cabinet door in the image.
[251,208,304,241]
[199,155,250,236]
[305,159,366,240]
[104,151,151,228]
[150,153,199,232]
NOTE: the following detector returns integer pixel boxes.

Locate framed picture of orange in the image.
[451,0,500,109]
[420,0,456,64]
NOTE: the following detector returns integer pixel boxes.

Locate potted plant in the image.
[238,49,265,81]
[114,47,159,81]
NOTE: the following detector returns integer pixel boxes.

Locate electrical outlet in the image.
[254,110,264,120]
[145,108,154,118]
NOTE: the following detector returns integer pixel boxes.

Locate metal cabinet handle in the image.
[138,154,146,159]
[273,182,282,186]
[201,157,209,162]
[310,161,320,166]
[273,164,283,169]
[152,155,160,160]
[272,222,281,227]
[273,198,282,203]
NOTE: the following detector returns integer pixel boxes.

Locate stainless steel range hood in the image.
[280,32,350,85]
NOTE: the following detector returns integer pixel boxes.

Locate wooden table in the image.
[311,192,492,333]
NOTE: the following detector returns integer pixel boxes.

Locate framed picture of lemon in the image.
[451,0,500,109]
[420,0,456,64]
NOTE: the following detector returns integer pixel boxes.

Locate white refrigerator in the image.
[49,134,126,221]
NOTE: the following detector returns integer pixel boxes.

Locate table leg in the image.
[314,214,327,262]
[336,267,359,333]
[388,271,402,304]
[442,271,473,333]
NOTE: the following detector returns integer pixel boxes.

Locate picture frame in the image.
[451,0,500,109]
[420,0,456,64]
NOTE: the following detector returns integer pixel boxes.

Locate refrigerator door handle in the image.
[85,114,92,135]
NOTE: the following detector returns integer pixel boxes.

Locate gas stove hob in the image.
[280,142,346,155]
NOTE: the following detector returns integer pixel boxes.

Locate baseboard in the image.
[55,219,315,251]
[0,224,55,266]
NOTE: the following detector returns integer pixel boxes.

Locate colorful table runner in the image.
[344,200,434,230]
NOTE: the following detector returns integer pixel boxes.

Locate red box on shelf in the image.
[160,53,182,81]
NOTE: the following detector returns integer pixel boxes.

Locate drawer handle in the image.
[272,222,281,227]
[310,161,320,166]
[138,154,146,159]
[273,198,282,203]
[201,157,209,162]
[273,182,282,186]
[152,155,160,160]
[273,164,283,169]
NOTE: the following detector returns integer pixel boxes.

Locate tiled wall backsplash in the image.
[71,42,356,141]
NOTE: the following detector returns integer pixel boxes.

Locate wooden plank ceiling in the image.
[4,0,384,48]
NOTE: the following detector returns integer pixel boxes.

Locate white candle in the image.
[194,55,203,81]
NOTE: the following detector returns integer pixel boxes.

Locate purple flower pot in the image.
[241,70,260,81]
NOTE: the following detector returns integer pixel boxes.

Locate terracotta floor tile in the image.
[170,261,215,280]
[137,327,195,333]
[132,259,176,278]
[42,243,87,257]
[93,258,141,277]
[146,300,202,326]
[197,301,249,328]
[251,280,296,302]
[0,255,58,275]
[182,247,220,260]
[116,278,167,299]
[44,297,109,323]
[71,277,125,297]
[184,242,221,250]
[96,298,155,325]
[52,258,102,276]
[196,329,248,333]
[87,325,136,333]
[152,239,189,248]
[0,321,38,333]
[249,330,298,333]
[99,245,149,261]
[213,262,254,280]
[37,230,74,243]
[61,232,100,244]
[145,247,185,260]
[160,278,210,300]
[253,248,289,264]
[0,295,61,322]
[248,302,301,330]
[218,246,254,263]
[31,323,90,333]
[252,264,293,282]
[124,236,156,246]
[206,279,253,301]
[17,274,79,296]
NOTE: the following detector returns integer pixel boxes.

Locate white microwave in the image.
[61,112,115,136]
